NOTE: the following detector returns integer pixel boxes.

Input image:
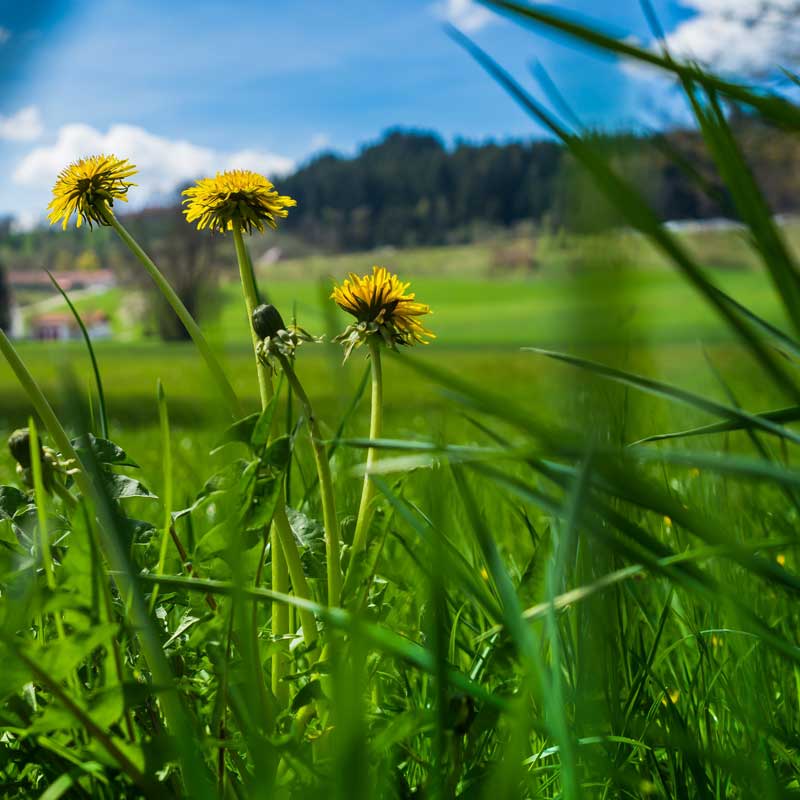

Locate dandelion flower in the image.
[48,155,137,230]
[331,266,434,357]
[182,170,296,234]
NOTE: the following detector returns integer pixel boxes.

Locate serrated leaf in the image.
[262,435,292,470]
[287,507,327,580]
[291,679,322,712]
[73,434,139,468]
[251,396,280,449]
[103,473,156,501]
[0,486,28,519]
[0,624,118,702]
[211,413,260,454]
[164,611,205,649]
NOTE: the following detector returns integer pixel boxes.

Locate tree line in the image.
[0,116,797,337]
[277,116,799,248]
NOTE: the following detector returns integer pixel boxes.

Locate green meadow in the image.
[1,242,789,486]
[5,6,800,796]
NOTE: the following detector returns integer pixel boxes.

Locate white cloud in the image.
[223,147,294,176]
[0,27,10,45]
[434,0,495,33]
[310,132,331,151]
[10,210,39,233]
[13,122,295,205]
[665,0,800,77]
[0,106,44,142]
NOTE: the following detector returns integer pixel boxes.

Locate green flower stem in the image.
[351,337,384,558]
[232,226,272,408]
[270,539,289,705]
[276,353,342,607]
[100,204,241,419]
[231,225,288,698]
[230,226,318,686]
[0,329,215,799]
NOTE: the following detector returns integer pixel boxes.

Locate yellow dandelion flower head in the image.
[331,266,435,351]
[182,170,297,234]
[47,155,137,230]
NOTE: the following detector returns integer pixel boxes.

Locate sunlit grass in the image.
[3,8,800,798]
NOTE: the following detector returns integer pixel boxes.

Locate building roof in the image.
[32,310,110,327]
[8,270,115,291]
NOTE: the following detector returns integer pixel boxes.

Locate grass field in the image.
[1,245,790,486]
[5,20,800,792]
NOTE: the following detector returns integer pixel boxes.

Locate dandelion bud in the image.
[8,428,36,469]
[252,304,287,340]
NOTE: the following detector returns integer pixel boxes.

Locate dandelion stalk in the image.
[48,155,240,419]
[351,337,383,558]
[183,171,318,643]
[330,266,433,558]
[275,352,342,606]
[228,225,292,701]
[232,226,272,407]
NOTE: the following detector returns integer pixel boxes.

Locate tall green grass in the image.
[1,6,800,798]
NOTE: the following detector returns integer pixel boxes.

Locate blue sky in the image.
[0,0,790,225]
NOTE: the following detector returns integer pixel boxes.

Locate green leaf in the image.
[0,486,28,519]
[251,393,281,450]
[291,679,322,712]
[211,412,260,454]
[632,405,800,445]
[0,624,118,702]
[262,434,292,470]
[287,507,327,580]
[73,434,139,468]
[102,473,156,501]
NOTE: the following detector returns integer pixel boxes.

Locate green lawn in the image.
[1,255,791,487]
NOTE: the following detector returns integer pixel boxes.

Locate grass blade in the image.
[45,270,109,439]
[525,347,800,446]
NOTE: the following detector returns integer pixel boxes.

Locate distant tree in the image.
[75,248,101,272]
[3,122,800,275]
[121,204,224,341]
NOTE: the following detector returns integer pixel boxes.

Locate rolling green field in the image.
[1,246,792,520]
[2,256,789,473]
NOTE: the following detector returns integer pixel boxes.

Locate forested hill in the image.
[3,119,799,266]
[278,121,800,250]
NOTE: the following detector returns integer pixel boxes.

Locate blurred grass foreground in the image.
[3,3,800,799]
